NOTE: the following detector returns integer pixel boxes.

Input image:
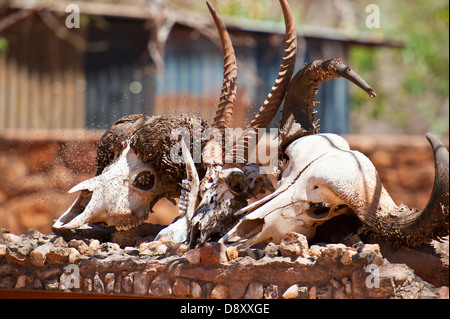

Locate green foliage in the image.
[0,37,8,52]
[350,0,449,134]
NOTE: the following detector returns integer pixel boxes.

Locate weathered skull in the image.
[53,1,235,238]
[188,163,274,247]
[171,0,296,247]
[53,115,207,233]
[221,133,449,248]
[54,143,162,231]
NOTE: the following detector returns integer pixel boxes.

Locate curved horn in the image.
[207,1,237,132]
[248,0,297,129]
[359,133,449,246]
[202,2,238,166]
[280,58,376,148]
[232,0,297,163]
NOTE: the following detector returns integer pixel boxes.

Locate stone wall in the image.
[0,229,445,299]
[0,131,447,235]
[0,131,448,299]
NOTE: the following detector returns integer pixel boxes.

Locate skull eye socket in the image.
[133,171,155,191]
[228,172,247,195]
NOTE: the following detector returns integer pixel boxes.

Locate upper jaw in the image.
[52,144,162,232]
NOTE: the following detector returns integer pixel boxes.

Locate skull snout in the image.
[53,145,164,231]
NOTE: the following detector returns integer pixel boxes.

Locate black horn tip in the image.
[206,1,215,13]
[425,133,447,154]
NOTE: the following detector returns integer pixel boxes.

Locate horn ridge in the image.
[280,58,376,148]
[207,1,238,132]
[230,0,297,163]
[361,134,449,247]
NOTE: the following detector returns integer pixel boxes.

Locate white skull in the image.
[221,133,448,248]
[220,133,392,248]
[53,143,164,231]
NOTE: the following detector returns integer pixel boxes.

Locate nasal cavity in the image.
[133,171,155,191]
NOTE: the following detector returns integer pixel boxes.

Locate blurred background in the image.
[0,0,448,234]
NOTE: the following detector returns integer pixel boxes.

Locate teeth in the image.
[311,202,330,208]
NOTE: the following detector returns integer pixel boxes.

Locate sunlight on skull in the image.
[220,134,380,248]
[53,144,164,231]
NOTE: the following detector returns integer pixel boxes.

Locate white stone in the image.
[282,284,299,299]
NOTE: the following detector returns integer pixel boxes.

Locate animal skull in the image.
[53,143,162,231]
[221,133,449,248]
[188,163,274,246]
[174,0,296,247]
[53,115,207,233]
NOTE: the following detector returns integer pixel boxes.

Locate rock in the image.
[68,239,93,256]
[279,232,309,258]
[342,277,352,296]
[122,272,134,294]
[138,241,167,256]
[264,242,279,257]
[0,277,13,289]
[210,284,230,299]
[38,266,62,280]
[264,284,279,299]
[6,241,35,265]
[105,273,115,293]
[93,273,105,293]
[26,229,44,240]
[238,248,265,260]
[45,278,60,291]
[134,271,152,295]
[340,249,357,265]
[1,233,22,243]
[59,269,80,291]
[15,275,27,289]
[333,287,348,299]
[52,236,68,248]
[330,278,340,289]
[46,247,70,264]
[68,247,81,263]
[191,282,202,299]
[0,244,6,258]
[32,277,43,289]
[229,281,248,299]
[186,248,201,265]
[436,286,449,299]
[84,278,92,292]
[226,246,239,261]
[298,286,309,299]
[173,278,191,297]
[89,239,102,251]
[29,242,54,267]
[114,274,122,294]
[244,281,264,299]
[169,243,189,256]
[200,242,228,265]
[308,286,317,299]
[148,273,172,297]
[379,263,414,287]
[316,285,332,299]
[282,284,299,299]
[379,238,449,287]
[124,246,140,256]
